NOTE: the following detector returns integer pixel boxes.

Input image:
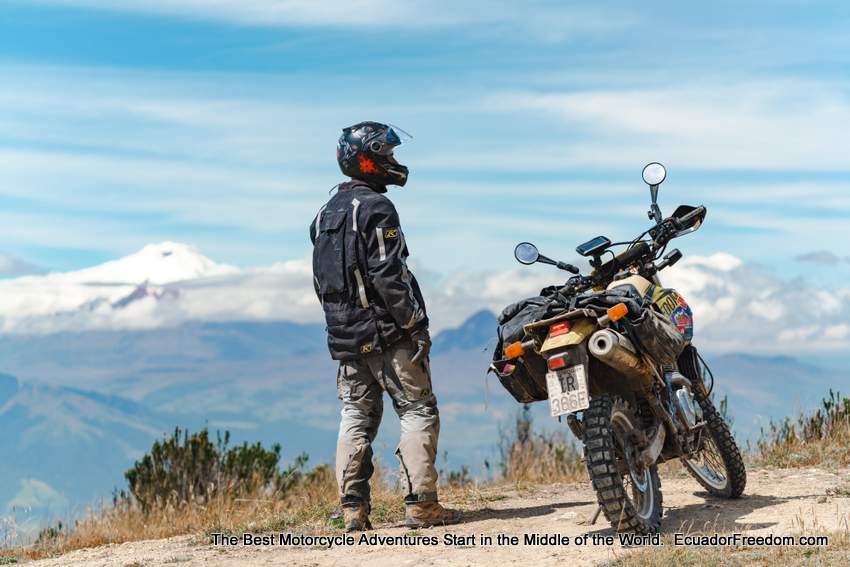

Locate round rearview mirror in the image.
[642,162,667,186]
[514,242,539,265]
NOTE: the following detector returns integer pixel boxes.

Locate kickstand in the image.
[585,505,603,526]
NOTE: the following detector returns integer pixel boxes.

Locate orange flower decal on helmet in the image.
[358,154,378,174]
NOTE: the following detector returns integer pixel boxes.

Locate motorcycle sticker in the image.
[671,296,694,340]
[651,288,694,340]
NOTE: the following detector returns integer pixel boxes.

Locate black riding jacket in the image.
[310,180,428,360]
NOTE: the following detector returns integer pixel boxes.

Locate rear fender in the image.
[541,318,597,353]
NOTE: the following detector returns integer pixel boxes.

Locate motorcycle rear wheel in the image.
[583,394,663,533]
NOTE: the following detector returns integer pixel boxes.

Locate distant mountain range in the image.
[1,243,848,539]
[0,372,163,536]
[2,309,847,537]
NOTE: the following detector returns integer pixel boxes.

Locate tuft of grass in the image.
[754,390,850,468]
[498,404,586,484]
[15,462,404,561]
[826,483,850,498]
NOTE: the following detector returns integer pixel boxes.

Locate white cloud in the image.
[32,0,420,27]
[3,63,850,275]
[0,255,39,277]
[0,241,848,353]
[796,250,843,266]
[824,324,850,340]
[489,79,850,171]
[0,244,319,333]
[663,255,850,352]
[6,479,68,515]
[29,0,633,35]
[429,251,850,353]
[683,253,742,272]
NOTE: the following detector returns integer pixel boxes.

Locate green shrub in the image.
[124,427,307,512]
[34,522,64,547]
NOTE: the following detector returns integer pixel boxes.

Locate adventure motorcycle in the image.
[491,163,746,533]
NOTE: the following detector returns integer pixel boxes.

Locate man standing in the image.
[310,122,461,531]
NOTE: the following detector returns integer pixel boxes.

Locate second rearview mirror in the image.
[642,162,666,187]
[514,242,540,265]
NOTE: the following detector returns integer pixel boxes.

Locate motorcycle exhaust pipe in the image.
[589,330,654,392]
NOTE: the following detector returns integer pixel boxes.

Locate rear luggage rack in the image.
[523,308,599,334]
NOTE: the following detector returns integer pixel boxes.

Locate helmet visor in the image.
[369,124,413,156]
[387,124,413,145]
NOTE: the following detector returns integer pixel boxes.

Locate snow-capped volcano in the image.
[0,243,318,334]
[2,244,848,352]
[44,242,239,285]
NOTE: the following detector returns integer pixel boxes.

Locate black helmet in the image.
[337,121,410,187]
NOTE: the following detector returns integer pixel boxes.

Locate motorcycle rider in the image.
[310,122,461,531]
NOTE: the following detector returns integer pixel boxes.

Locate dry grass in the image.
[499,404,587,485]
[0,476,509,564]
[605,530,850,567]
[1,407,553,564]
[8,390,850,564]
[497,390,850,480]
[1,464,405,562]
[0,406,557,562]
[753,390,850,469]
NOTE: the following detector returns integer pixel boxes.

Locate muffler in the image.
[589,329,654,392]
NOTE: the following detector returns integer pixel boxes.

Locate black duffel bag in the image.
[492,293,567,403]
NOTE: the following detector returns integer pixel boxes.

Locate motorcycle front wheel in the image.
[583,394,662,533]
[684,390,747,498]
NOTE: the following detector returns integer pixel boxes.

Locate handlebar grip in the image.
[677,205,706,226]
[612,241,651,271]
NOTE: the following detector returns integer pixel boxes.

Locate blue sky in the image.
[1,1,849,287]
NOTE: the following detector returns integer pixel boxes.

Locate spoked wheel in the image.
[684,389,747,498]
[583,394,662,533]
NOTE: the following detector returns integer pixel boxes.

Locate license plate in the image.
[546,364,590,417]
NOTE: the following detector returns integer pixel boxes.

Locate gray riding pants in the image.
[335,338,440,505]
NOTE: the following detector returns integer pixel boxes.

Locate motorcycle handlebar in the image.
[676,205,706,228]
[599,241,651,275]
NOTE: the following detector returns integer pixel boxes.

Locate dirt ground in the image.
[27,467,850,567]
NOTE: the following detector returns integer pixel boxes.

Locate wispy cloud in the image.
[795,251,844,266]
[0,254,39,277]
[30,0,425,27]
[2,242,848,354]
[489,79,850,170]
[0,63,650,268]
[2,7,850,279]
[27,0,635,34]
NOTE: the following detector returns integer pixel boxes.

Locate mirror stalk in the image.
[556,261,581,274]
[649,203,663,223]
[649,185,663,223]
